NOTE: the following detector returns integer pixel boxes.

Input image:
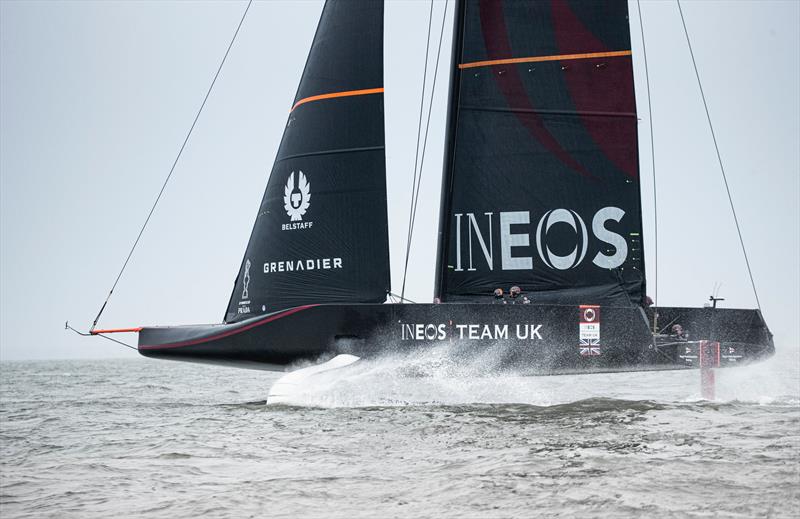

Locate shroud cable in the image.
[401,0,449,302]
[677,0,762,312]
[89,0,253,332]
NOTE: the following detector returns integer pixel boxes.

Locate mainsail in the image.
[225,0,389,322]
[435,0,646,306]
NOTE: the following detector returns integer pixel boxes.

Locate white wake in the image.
[266,342,800,408]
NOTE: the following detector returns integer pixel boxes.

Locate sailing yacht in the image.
[87,0,774,379]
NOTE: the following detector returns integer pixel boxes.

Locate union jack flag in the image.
[579,336,601,355]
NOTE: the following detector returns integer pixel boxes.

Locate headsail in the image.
[226,0,389,323]
[435,0,645,306]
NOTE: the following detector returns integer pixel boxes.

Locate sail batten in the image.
[277,145,386,163]
[436,0,646,306]
[225,0,389,323]
[291,87,384,112]
[460,106,637,118]
[459,49,632,69]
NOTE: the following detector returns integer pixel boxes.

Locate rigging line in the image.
[407,4,449,251]
[89,0,253,332]
[401,0,449,301]
[401,0,435,302]
[636,0,658,311]
[95,333,138,351]
[389,292,418,304]
[408,0,449,254]
[65,322,137,351]
[677,0,762,312]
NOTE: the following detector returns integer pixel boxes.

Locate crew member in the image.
[671,324,688,340]
[493,288,505,303]
[509,286,521,303]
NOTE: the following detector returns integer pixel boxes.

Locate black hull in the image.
[138,303,774,374]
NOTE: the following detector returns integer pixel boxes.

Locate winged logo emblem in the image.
[283,171,311,221]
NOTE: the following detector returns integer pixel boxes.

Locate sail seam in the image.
[278,145,384,162]
[459,50,632,69]
[460,106,637,118]
[291,87,384,112]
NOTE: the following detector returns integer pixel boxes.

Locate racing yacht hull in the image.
[138,303,774,374]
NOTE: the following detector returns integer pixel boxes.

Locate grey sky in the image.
[1,0,798,362]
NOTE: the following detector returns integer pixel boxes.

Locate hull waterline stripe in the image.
[138,305,318,350]
[458,50,632,69]
[291,87,384,112]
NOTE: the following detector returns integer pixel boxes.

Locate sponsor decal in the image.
[679,343,699,365]
[238,259,252,316]
[242,259,251,300]
[263,257,342,273]
[283,171,311,226]
[399,323,543,341]
[721,345,743,362]
[537,209,588,270]
[579,305,601,356]
[282,221,313,231]
[681,341,741,366]
[452,207,628,272]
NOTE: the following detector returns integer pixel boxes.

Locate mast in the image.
[434,0,466,301]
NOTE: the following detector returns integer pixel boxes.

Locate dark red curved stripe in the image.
[550,0,638,178]
[139,305,318,350]
[479,0,594,179]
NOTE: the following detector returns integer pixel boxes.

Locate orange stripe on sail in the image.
[291,87,384,112]
[459,50,632,69]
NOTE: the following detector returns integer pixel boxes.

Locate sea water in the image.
[1,349,798,518]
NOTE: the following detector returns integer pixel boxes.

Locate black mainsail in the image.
[435,0,645,306]
[225,0,390,323]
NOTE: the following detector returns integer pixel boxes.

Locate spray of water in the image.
[268,340,800,408]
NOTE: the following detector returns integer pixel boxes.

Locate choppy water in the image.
[1,350,799,518]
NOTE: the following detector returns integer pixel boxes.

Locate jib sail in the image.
[435,0,646,306]
[225,0,389,322]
